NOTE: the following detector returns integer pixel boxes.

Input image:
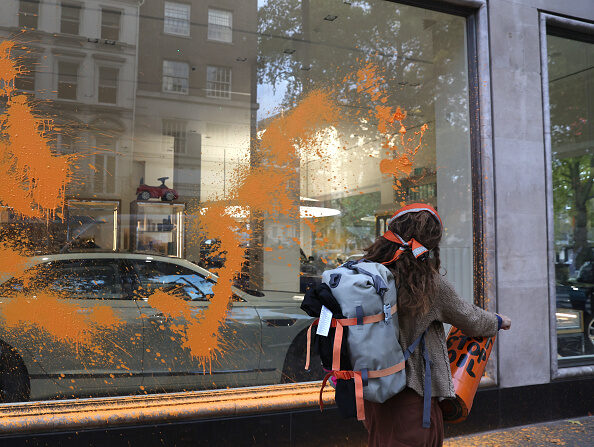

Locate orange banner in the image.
[440,326,496,423]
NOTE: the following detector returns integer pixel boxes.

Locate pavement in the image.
[444,416,594,447]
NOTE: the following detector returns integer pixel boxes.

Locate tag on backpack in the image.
[316,305,332,337]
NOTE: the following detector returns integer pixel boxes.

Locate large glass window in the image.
[547,32,594,362]
[0,0,475,404]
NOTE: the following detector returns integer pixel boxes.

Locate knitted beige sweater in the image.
[397,275,498,399]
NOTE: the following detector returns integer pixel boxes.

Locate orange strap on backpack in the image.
[304,305,398,371]
[319,362,406,421]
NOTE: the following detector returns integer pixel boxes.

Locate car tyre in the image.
[0,345,30,403]
[138,191,151,201]
[281,330,325,384]
[162,191,175,201]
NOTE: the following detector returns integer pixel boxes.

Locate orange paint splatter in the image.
[0,41,72,218]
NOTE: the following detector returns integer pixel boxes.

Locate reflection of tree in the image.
[549,36,593,271]
[258,0,469,127]
[553,155,593,268]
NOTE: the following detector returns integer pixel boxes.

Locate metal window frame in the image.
[0,0,496,433]
[539,13,594,379]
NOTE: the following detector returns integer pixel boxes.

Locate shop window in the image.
[208,8,232,43]
[162,119,187,154]
[547,32,594,362]
[1,0,480,407]
[57,61,79,100]
[98,66,118,104]
[206,66,231,99]
[18,0,39,29]
[101,9,121,41]
[162,60,189,94]
[60,3,81,35]
[164,2,190,37]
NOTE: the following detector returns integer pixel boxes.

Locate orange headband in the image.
[381,203,442,265]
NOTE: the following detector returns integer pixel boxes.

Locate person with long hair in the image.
[362,203,511,447]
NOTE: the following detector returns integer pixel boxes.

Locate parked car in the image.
[0,253,323,402]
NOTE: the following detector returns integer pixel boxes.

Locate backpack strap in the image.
[404,329,432,428]
[319,361,407,421]
[304,305,398,370]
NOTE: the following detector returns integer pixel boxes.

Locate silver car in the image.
[0,253,322,402]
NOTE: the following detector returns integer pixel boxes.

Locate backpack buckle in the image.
[383,303,392,323]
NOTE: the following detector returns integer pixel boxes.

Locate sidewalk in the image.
[444,416,593,447]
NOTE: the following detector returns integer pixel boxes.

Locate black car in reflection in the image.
[556,261,594,357]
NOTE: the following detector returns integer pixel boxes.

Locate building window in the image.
[98,67,118,104]
[56,133,75,154]
[60,3,81,35]
[547,32,594,362]
[18,0,39,29]
[206,66,231,99]
[162,120,187,154]
[164,2,190,37]
[162,60,189,94]
[94,137,116,194]
[208,8,232,43]
[14,58,36,92]
[101,9,121,41]
[57,61,79,100]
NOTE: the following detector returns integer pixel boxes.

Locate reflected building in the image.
[134,0,257,262]
[0,0,140,252]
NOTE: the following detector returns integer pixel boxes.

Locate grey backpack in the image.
[305,260,432,427]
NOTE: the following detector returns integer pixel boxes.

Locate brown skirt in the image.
[363,388,444,447]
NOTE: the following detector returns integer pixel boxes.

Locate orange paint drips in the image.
[0,41,72,218]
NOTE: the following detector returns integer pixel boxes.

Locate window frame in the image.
[18,0,39,29]
[163,1,191,37]
[206,65,232,99]
[162,119,187,154]
[56,59,80,100]
[207,8,233,43]
[0,0,496,432]
[92,136,118,194]
[60,2,81,35]
[162,60,190,94]
[97,65,119,104]
[101,8,121,41]
[540,13,594,376]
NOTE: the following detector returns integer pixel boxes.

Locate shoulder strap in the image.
[404,329,432,428]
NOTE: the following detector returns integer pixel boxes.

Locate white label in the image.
[316,305,332,337]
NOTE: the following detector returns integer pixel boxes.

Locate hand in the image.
[497,314,511,330]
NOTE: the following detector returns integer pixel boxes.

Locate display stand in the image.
[130,201,185,257]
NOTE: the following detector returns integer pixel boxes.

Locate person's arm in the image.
[435,276,499,337]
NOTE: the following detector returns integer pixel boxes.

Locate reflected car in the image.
[556,261,594,356]
[0,253,323,403]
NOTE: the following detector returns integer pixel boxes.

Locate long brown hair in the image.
[363,211,442,317]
